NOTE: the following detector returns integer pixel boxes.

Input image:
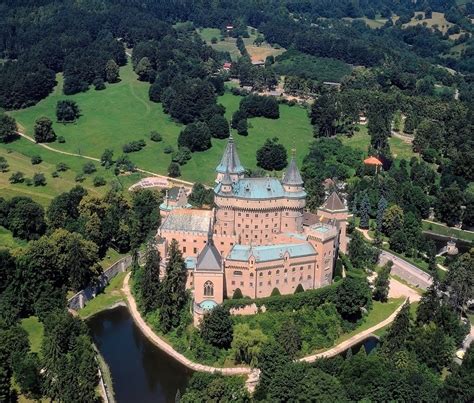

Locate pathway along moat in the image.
[88,305,381,402]
[87,305,192,403]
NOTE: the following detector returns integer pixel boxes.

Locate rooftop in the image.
[196,242,222,272]
[227,242,316,262]
[282,156,303,186]
[216,177,306,200]
[216,135,245,175]
[160,209,212,233]
[320,192,346,212]
[364,156,383,166]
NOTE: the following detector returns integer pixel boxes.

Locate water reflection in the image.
[88,306,192,403]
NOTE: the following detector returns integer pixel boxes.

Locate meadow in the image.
[8,60,314,185]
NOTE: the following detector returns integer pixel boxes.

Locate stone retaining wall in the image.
[67,255,133,310]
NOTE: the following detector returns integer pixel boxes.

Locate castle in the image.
[156,135,348,319]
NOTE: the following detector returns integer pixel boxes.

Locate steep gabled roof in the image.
[321,191,346,212]
[196,242,222,272]
[216,135,245,174]
[282,156,303,186]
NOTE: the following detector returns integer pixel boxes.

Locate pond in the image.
[88,305,192,403]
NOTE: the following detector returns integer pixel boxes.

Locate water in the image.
[87,306,192,403]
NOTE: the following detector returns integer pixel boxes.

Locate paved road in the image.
[379,250,433,290]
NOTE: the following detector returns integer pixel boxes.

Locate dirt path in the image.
[16,131,194,188]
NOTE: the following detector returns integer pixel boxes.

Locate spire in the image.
[216,134,245,175]
[282,149,303,186]
[321,191,346,212]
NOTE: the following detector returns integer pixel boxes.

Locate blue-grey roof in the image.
[160,211,212,233]
[216,135,245,174]
[196,242,222,272]
[215,177,306,200]
[185,257,197,270]
[200,300,218,310]
[282,157,303,186]
[227,243,316,262]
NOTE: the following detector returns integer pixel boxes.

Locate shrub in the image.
[83,162,97,174]
[123,139,146,153]
[295,284,304,293]
[56,162,69,172]
[24,178,33,186]
[164,145,174,154]
[239,94,279,119]
[33,173,46,186]
[75,174,85,182]
[93,78,106,90]
[31,155,42,165]
[51,171,59,178]
[168,162,181,178]
[93,176,106,187]
[9,171,24,183]
[56,100,80,123]
[271,288,281,296]
[150,131,163,142]
[171,147,192,166]
[0,156,9,172]
[233,288,244,299]
[57,136,65,143]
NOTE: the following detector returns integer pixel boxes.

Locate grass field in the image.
[0,225,27,250]
[78,271,127,319]
[198,27,285,62]
[21,316,44,354]
[339,126,416,161]
[8,60,313,185]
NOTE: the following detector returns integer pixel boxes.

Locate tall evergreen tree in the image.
[140,239,162,314]
[359,192,370,229]
[376,196,387,231]
[200,305,233,348]
[373,261,392,302]
[159,240,188,332]
[381,300,411,355]
[277,319,302,358]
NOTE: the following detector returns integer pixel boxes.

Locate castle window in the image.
[183,247,186,253]
[255,235,258,239]
[268,271,271,275]
[276,270,280,274]
[224,223,227,226]
[284,269,288,273]
[233,270,242,276]
[267,281,271,285]
[300,266,303,271]
[259,272,263,277]
[250,282,253,287]
[292,268,296,272]
[232,281,235,285]
[265,213,269,217]
[246,214,249,217]
[292,277,295,282]
[250,273,254,277]
[204,281,214,297]
[259,282,263,287]
[256,214,258,217]
[240,281,244,286]
[238,224,241,227]
[245,225,249,228]
[182,239,186,242]
[193,248,197,254]
[284,279,288,283]
[255,225,258,229]
[276,279,279,284]
[307,275,311,279]
[224,212,227,216]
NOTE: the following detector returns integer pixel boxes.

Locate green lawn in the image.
[422,220,474,243]
[8,59,313,186]
[335,298,404,343]
[78,271,127,319]
[0,226,27,250]
[21,316,44,354]
[0,142,141,207]
[339,126,416,161]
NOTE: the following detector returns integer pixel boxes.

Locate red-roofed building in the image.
[364,156,382,166]
[223,62,232,71]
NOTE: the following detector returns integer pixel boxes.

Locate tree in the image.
[140,239,161,314]
[373,261,392,302]
[335,277,372,320]
[256,137,288,171]
[236,118,248,136]
[93,176,106,187]
[178,122,212,152]
[159,240,188,332]
[435,184,464,226]
[31,155,42,165]
[232,323,267,366]
[129,189,160,248]
[33,173,46,186]
[100,149,114,168]
[310,93,339,137]
[442,345,474,401]
[359,192,370,229]
[0,114,17,143]
[9,171,24,183]
[82,162,96,174]
[382,205,404,236]
[200,305,233,349]
[6,197,46,240]
[168,162,181,178]
[381,300,411,355]
[135,57,154,82]
[443,251,473,313]
[34,117,56,143]
[56,100,80,123]
[207,115,229,139]
[188,183,214,207]
[389,229,408,253]
[277,320,301,358]
[105,59,120,83]
[232,288,243,299]
[0,156,9,172]
[376,196,387,231]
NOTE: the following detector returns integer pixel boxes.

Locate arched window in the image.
[204,281,214,297]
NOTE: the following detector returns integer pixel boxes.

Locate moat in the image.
[88,305,381,402]
[88,306,192,403]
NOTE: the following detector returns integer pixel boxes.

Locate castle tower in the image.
[281,150,305,232]
[317,191,349,254]
[215,134,245,183]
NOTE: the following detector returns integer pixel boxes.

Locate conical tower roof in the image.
[216,134,245,174]
[282,153,303,186]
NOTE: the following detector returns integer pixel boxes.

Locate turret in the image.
[282,149,304,193]
[216,134,245,183]
[220,168,233,193]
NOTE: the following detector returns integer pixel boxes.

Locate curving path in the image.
[122,272,407,375]
[15,131,194,188]
[122,272,251,375]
